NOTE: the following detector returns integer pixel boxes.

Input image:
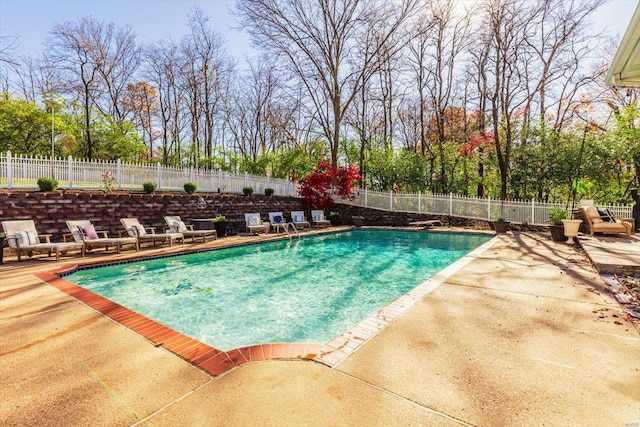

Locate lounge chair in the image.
[244,213,269,234]
[164,216,217,243]
[290,211,311,230]
[310,210,331,228]
[580,206,632,238]
[120,218,184,247]
[65,220,139,254]
[1,220,85,262]
[268,212,290,234]
[409,220,443,229]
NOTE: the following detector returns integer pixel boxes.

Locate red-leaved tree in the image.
[298,161,362,209]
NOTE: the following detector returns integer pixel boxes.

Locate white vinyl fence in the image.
[1,152,633,225]
[342,189,633,226]
[0,151,300,197]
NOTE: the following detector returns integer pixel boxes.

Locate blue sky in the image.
[0,0,637,63]
[0,0,252,59]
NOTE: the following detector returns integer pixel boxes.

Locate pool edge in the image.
[35,229,498,376]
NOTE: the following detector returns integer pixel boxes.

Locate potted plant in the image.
[548,208,568,242]
[264,188,274,196]
[242,186,254,196]
[213,215,227,237]
[184,182,197,194]
[352,215,365,228]
[328,211,340,225]
[492,217,510,234]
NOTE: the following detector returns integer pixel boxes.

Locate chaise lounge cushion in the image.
[80,224,99,240]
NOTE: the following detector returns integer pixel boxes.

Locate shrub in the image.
[298,160,361,209]
[184,182,197,194]
[143,181,157,194]
[549,208,568,225]
[213,215,227,223]
[242,186,253,196]
[264,187,274,196]
[37,177,59,192]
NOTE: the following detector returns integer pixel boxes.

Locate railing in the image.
[342,189,633,226]
[1,152,633,225]
[0,151,300,197]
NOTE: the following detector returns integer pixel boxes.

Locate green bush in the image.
[549,208,568,225]
[242,186,254,196]
[37,177,59,192]
[264,187,274,196]
[142,181,157,194]
[183,182,197,194]
[213,215,227,223]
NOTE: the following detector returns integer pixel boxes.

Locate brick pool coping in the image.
[35,231,497,376]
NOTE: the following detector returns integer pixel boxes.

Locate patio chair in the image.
[244,213,269,234]
[65,220,139,254]
[580,206,632,238]
[310,210,331,228]
[120,218,184,247]
[164,216,217,243]
[290,211,311,230]
[268,212,290,234]
[1,220,85,262]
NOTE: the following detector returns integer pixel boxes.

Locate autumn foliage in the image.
[298,161,362,209]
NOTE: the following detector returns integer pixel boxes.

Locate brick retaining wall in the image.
[1,190,535,242]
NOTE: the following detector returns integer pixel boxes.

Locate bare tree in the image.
[47,17,140,159]
[236,0,419,167]
[179,8,234,166]
[143,40,188,164]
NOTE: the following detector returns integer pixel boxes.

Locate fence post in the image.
[418,192,422,213]
[6,151,12,189]
[531,199,535,224]
[218,169,222,192]
[449,193,453,216]
[487,197,492,220]
[157,163,162,191]
[244,172,248,188]
[190,166,194,183]
[390,190,393,211]
[116,159,122,190]
[68,155,73,188]
[364,188,368,207]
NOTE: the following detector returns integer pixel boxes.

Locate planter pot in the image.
[562,219,582,244]
[493,221,510,234]
[549,224,568,242]
[213,221,227,237]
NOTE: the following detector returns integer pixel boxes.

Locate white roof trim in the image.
[605,2,640,87]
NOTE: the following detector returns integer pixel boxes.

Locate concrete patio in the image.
[1,230,638,426]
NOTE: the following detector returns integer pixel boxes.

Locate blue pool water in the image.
[67,229,491,351]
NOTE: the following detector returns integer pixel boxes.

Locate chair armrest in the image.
[6,236,22,249]
[38,234,52,243]
[186,224,195,231]
[63,233,77,242]
[118,230,132,238]
[146,227,156,234]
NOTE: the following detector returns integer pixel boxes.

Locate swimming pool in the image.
[66,229,492,351]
